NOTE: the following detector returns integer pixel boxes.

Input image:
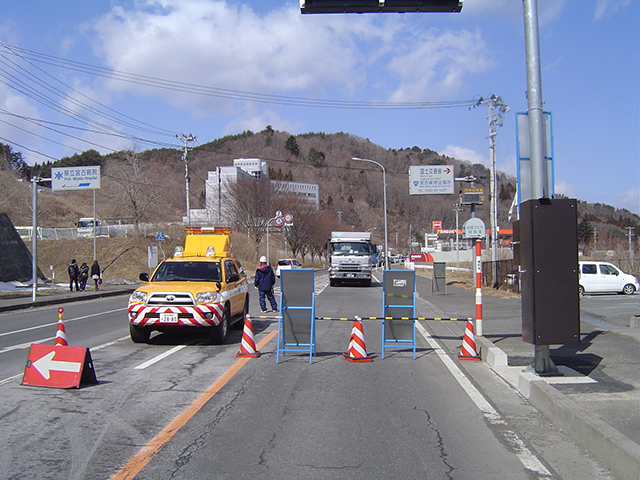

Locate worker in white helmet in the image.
[254,256,278,313]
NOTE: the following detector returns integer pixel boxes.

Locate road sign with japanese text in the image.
[409,165,454,195]
[51,166,101,191]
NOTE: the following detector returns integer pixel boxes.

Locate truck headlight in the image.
[129,291,148,303]
[196,291,218,303]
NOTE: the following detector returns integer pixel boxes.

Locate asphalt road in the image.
[0,272,622,479]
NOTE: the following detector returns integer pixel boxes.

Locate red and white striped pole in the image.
[475,239,483,337]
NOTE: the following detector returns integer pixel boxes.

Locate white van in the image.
[578,261,639,295]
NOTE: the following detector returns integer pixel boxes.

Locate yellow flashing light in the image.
[184,226,233,235]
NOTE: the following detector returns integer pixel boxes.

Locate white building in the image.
[186,158,319,224]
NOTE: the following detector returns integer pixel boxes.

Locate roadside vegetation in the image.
[1,129,637,285]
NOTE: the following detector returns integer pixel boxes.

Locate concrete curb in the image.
[478,336,640,480]
[0,287,136,313]
[524,377,639,480]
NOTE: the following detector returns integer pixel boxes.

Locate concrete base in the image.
[481,338,639,480]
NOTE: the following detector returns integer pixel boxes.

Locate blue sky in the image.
[0,0,638,214]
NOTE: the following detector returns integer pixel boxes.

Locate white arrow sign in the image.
[32,350,82,380]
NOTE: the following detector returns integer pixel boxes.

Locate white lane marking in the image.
[415,321,553,478]
[0,338,51,354]
[0,335,130,386]
[0,308,127,338]
[134,345,188,370]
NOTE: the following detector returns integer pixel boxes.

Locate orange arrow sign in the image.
[22,344,97,389]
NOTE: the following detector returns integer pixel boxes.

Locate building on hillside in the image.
[185,158,319,224]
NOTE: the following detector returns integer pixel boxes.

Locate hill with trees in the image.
[1,128,638,264]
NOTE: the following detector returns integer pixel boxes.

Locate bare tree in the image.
[104,150,161,233]
[223,176,278,259]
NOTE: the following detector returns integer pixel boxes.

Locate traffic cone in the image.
[54,318,68,347]
[458,317,481,361]
[236,315,260,358]
[343,316,372,362]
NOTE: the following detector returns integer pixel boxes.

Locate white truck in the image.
[328,231,374,287]
[76,217,103,237]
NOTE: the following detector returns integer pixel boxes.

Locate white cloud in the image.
[615,188,640,214]
[224,109,300,137]
[88,0,495,116]
[440,145,486,165]
[385,28,494,102]
[554,179,578,198]
[594,0,632,20]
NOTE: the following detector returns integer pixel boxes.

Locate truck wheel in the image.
[130,324,150,343]
[211,306,229,344]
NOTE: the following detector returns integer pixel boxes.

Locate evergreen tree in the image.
[285,135,300,157]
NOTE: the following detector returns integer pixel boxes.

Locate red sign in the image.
[409,252,435,262]
[432,221,442,230]
[22,344,97,389]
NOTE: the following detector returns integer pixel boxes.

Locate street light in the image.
[352,157,389,270]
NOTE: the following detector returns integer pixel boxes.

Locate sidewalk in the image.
[413,272,639,480]
[0,283,138,312]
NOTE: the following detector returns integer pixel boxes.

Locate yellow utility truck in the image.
[128,227,249,344]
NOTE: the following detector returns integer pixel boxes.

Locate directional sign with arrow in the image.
[409,165,454,195]
[22,344,98,389]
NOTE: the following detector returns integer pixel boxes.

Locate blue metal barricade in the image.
[381,270,416,359]
[276,269,316,363]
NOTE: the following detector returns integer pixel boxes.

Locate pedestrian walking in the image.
[254,256,277,313]
[68,259,80,292]
[90,259,101,291]
[78,262,89,291]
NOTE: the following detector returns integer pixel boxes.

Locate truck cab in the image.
[328,231,374,287]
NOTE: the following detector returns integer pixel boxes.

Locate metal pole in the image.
[31,177,38,301]
[524,0,548,199]
[475,239,483,336]
[489,100,498,286]
[524,0,556,375]
[92,188,97,260]
[266,217,275,264]
[352,157,389,270]
[178,133,196,225]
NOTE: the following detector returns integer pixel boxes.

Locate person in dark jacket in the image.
[90,260,101,291]
[254,256,277,313]
[68,259,80,292]
[78,262,89,291]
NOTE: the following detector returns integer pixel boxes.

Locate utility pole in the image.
[627,227,635,270]
[178,133,196,226]
[453,203,465,269]
[475,95,509,287]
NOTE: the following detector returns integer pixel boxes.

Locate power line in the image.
[0,42,475,111]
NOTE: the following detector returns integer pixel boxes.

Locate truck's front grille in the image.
[147,293,195,306]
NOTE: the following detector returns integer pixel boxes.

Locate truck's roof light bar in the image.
[184,227,233,235]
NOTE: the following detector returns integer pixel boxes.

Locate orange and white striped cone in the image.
[236,314,260,358]
[54,318,68,347]
[343,316,372,362]
[458,317,481,361]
